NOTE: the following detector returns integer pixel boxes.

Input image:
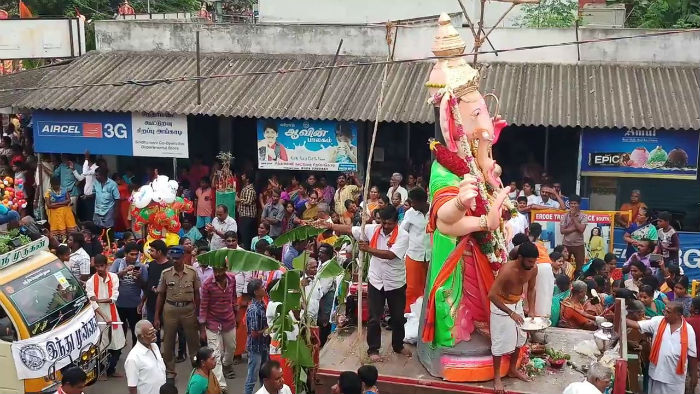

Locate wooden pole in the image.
[316,39,344,109]
[472,0,488,66]
[196,31,201,105]
[356,23,395,343]
[456,0,500,56]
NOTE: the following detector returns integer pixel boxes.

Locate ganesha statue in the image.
[417,14,516,382]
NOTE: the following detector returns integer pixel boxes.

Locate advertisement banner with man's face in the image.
[531,210,616,256]
[581,128,700,179]
[256,119,358,172]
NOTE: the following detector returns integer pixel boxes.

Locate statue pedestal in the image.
[417,291,520,382]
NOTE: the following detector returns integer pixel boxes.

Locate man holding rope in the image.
[317,205,410,362]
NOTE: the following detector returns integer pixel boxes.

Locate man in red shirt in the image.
[687,297,700,394]
[199,261,238,390]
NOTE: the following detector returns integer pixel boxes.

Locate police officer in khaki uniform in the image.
[154,246,201,375]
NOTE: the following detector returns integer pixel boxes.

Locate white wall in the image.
[95,20,700,64]
[0,19,86,59]
[258,0,523,27]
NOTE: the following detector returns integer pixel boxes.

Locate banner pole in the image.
[576,127,583,195]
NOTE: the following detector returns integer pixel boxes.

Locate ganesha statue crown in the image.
[417,13,514,383]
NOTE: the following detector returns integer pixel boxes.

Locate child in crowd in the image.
[673,275,692,316]
[357,365,379,394]
[604,253,622,282]
[244,279,270,394]
[55,244,71,264]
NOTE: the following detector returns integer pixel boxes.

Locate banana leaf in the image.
[318,258,344,279]
[333,235,354,249]
[272,225,324,246]
[197,249,281,272]
[269,270,302,309]
[271,311,296,334]
[292,250,310,271]
[282,339,315,368]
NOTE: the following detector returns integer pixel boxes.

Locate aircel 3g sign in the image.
[33,110,188,158]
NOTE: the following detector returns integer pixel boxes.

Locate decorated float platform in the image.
[316,327,592,394]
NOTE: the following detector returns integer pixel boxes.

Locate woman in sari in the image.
[550,274,571,327]
[624,260,647,293]
[639,285,665,317]
[300,191,320,221]
[186,347,221,394]
[559,280,598,330]
[114,175,131,232]
[361,186,381,215]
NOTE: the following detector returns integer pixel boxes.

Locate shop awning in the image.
[0,62,69,113]
[13,51,700,129]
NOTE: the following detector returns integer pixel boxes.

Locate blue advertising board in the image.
[256,119,358,172]
[581,129,699,179]
[32,110,189,158]
[612,228,700,281]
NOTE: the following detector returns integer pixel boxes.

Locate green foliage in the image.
[516,0,578,28]
[269,270,302,309]
[292,250,310,271]
[283,339,315,368]
[623,0,700,28]
[272,225,324,246]
[333,235,353,249]
[317,257,344,279]
[197,249,281,272]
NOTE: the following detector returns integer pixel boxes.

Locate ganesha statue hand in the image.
[417,13,515,383]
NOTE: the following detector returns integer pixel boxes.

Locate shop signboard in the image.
[612,228,700,281]
[530,210,615,255]
[32,110,188,158]
[256,119,358,172]
[581,128,700,179]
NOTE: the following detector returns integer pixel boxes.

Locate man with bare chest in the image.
[488,241,539,394]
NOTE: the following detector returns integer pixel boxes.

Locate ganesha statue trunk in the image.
[417,13,515,382]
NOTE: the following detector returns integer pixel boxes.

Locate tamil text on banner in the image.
[531,210,615,256]
[11,308,100,379]
[33,110,189,158]
[612,228,700,281]
[256,119,358,172]
[581,128,699,179]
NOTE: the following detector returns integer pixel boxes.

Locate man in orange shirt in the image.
[529,223,551,264]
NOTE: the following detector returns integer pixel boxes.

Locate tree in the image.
[623,0,700,28]
[516,0,578,28]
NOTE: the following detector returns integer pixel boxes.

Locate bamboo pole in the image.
[356,23,396,343]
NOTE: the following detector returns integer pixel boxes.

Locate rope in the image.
[1,28,698,94]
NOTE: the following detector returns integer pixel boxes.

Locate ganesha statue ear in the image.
[439,94,458,152]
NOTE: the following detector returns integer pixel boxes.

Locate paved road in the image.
[84,341,251,394]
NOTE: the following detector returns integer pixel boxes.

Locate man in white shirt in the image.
[67,232,91,283]
[626,302,698,394]
[69,152,99,221]
[562,362,612,394]
[529,184,564,210]
[255,360,293,394]
[320,205,410,362]
[400,187,429,312]
[507,196,530,250]
[206,204,238,250]
[386,172,408,204]
[125,320,167,394]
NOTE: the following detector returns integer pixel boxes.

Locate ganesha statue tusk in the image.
[417,13,518,383]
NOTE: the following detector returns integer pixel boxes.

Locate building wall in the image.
[95,20,700,64]
[257,0,523,27]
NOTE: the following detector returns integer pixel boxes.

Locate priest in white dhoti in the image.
[86,255,127,378]
[626,301,698,394]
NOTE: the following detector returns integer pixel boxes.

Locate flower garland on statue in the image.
[428,88,516,271]
[130,175,194,239]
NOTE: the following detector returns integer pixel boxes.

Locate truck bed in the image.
[316,326,594,394]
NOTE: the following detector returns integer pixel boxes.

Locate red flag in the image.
[19,0,33,18]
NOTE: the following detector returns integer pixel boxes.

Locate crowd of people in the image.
[3,111,693,394]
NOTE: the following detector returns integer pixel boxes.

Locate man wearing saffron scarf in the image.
[319,205,410,362]
[86,254,127,378]
[627,302,698,394]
